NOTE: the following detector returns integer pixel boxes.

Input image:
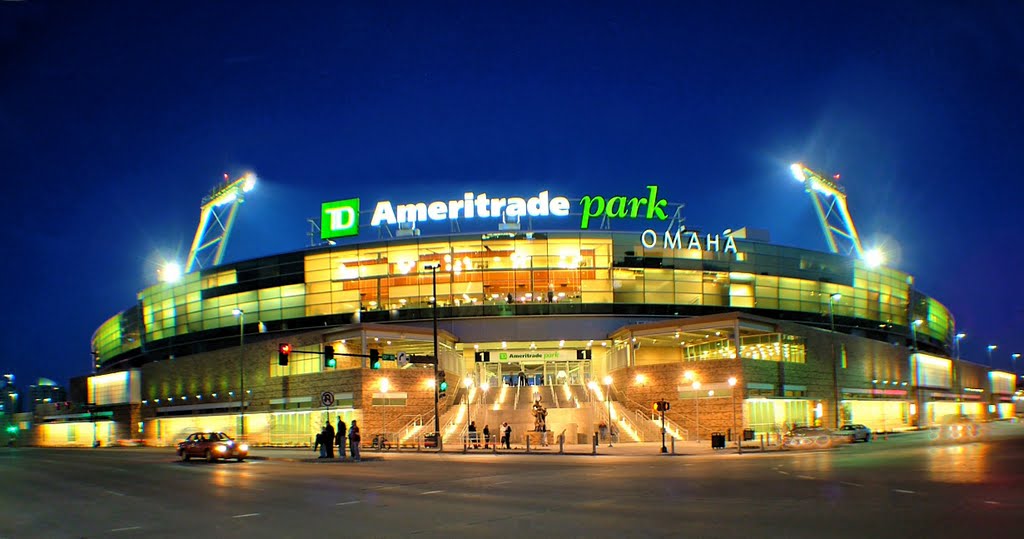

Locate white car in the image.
[836,424,871,443]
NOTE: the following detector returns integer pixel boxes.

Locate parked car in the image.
[836,424,872,443]
[929,415,982,443]
[177,432,249,462]
[783,426,835,449]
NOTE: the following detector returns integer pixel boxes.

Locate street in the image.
[1,424,1022,539]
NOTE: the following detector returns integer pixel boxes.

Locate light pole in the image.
[603,375,613,447]
[231,308,246,438]
[429,263,441,448]
[728,376,739,453]
[987,344,997,367]
[911,319,923,352]
[587,380,598,439]
[1013,354,1021,386]
[692,380,701,442]
[480,382,490,436]
[828,293,841,428]
[954,332,966,415]
[463,376,474,447]
[379,378,390,444]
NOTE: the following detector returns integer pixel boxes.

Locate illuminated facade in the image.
[31,228,1007,449]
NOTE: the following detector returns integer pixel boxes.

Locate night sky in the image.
[2,2,1022,390]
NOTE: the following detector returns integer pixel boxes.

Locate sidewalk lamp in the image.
[379,378,390,443]
[1012,353,1021,383]
[231,308,246,437]
[728,376,739,453]
[603,375,613,447]
[987,344,997,367]
[692,380,701,441]
[480,382,490,433]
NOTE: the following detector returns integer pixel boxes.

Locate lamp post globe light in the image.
[603,375,613,447]
[231,308,245,438]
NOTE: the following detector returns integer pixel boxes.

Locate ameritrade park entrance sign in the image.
[321,185,737,254]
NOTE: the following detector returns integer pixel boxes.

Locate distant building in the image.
[28,378,67,411]
[1,374,19,414]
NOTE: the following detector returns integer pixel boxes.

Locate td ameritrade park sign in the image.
[321,185,738,254]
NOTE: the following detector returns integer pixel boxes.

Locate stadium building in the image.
[29,171,1018,447]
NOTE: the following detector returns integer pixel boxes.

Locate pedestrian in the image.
[336,418,347,460]
[504,422,512,449]
[319,425,329,458]
[483,424,491,449]
[468,421,479,449]
[349,420,361,461]
[324,420,336,459]
[313,429,322,455]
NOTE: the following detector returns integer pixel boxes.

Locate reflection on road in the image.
[925,442,990,484]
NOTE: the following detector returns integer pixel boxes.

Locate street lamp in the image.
[1012,353,1021,384]
[480,382,490,436]
[603,375,613,447]
[828,293,842,428]
[231,308,246,438]
[728,376,739,453]
[428,263,441,448]
[692,380,701,441]
[911,319,923,352]
[987,344,997,367]
[379,378,390,444]
[954,332,966,415]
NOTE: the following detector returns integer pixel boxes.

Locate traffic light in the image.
[324,345,336,368]
[369,349,380,369]
[655,400,670,413]
[278,343,292,366]
[437,370,447,398]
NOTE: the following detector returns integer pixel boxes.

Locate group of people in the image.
[467,420,513,449]
[313,418,362,461]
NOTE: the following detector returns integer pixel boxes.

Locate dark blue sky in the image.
[2,1,1022,389]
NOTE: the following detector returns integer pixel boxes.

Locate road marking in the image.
[421,490,444,495]
[336,501,360,506]
[892,489,915,494]
[105,490,125,497]
[778,471,790,475]
[110,527,142,532]
[494,481,513,485]
[232,513,261,519]
[797,475,815,480]
[984,500,999,505]
[371,485,398,490]
[840,481,863,487]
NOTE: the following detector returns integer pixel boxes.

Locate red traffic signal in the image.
[278,343,292,366]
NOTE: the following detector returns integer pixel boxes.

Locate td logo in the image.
[321,199,360,239]
[499,352,508,360]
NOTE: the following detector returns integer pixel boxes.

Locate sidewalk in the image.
[248,439,781,461]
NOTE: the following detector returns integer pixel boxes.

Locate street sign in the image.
[320,391,335,407]
[396,352,409,367]
[382,353,397,360]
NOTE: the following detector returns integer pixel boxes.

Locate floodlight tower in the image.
[185,172,257,273]
[789,164,864,259]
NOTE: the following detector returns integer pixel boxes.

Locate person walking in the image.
[348,420,361,461]
[324,420,336,459]
[504,422,512,449]
[336,418,347,460]
[483,424,491,449]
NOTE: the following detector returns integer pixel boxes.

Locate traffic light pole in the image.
[660,409,667,454]
[432,265,441,450]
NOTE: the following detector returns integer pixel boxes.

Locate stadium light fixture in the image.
[864,248,885,268]
[790,163,805,182]
[159,262,182,283]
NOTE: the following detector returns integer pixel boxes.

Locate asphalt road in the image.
[2,424,1022,539]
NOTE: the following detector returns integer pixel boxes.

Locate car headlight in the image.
[239,443,249,452]
[215,444,227,453]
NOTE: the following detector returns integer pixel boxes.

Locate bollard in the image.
[493,440,497,454]
[671,436,675,454]
[559,434,565,454]
[463,437,468,453]
[760,434,765,452]
[526,436,531,453]
[593,432,598,455]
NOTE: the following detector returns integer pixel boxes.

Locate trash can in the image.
[424,432,439,448]
[743,428,755,441]
[711,432,726,449]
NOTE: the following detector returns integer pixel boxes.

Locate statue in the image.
[532,395,548,432]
